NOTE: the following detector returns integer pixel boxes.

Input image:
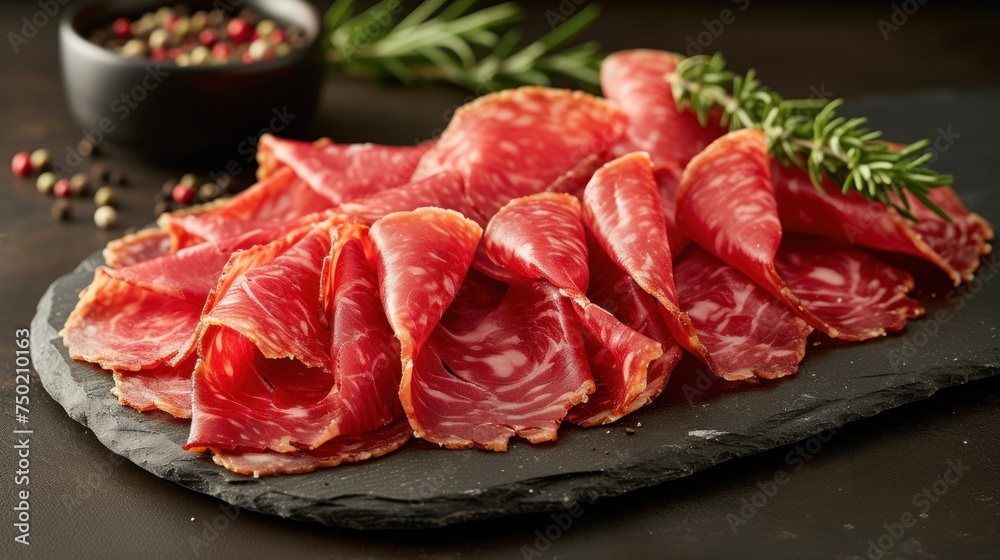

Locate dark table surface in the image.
[1,1,999,558]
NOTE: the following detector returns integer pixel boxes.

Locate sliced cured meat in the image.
[484,193,590,295]
[412,87,626,221]
[414,279,595,450]
[257,134,432,204]
[601,49,725,170]
[368,208,483,443]
[162,167,332,249]
[211,419,412,477]
[544,153,609,197]
[776,236,924,339]
[103,228,172,268]
[336,170,473,224]
[187,221,403,453]
[582,152,713,363]
[678,129,923,342]
[62,269,201,371]
[568,238,682,425]
[675,246,811,381]
[484,193,664,419]
[655,165,688,256]
[112,356,196,418]
[773,163,993,285]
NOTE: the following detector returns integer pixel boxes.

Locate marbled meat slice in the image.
[162,166,332,250]
[187,221,403,453]
[582,152,714,364]
[675,246,811,381]
[112,355,197,418]
[411,86,627,222]
[568,237,682,425]
[336,170,474,224]
[484,193,665,419]
[103,228,173,268]
[257,134,432,204]
[773,163,993,285]
[415,278,595,450]
[601,49,726,170]
[776,235,924,339]
[677,129,922,341]
[368,208,483,442]
[211,419,412,477]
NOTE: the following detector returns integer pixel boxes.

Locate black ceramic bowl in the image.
[60,0,323,162]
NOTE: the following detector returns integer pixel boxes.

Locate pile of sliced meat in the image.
[62,49,993,476]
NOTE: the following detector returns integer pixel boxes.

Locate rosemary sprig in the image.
[324,0,604,93]
[669,53,953,221]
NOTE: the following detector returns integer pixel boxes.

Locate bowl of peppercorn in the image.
[60,0,322,162]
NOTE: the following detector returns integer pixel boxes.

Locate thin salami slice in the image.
[336,170,473,224]
[773,163,994,285]
[211,419,412,477]
[484,193,665,418]
[368,208,483,442]
[678,129,923,341]
[112,355,196,418]
[675,246,812,380]
[412,87,626,222]
[187,221,403,453]
[776,235,924,339]
[414,279,595,450]
[103,228,173,268]
[601,49,726,170]
[257,134,432,204]
[568,237,682,425]
[582,152,713,363]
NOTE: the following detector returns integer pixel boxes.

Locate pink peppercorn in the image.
[269,29,286,44]
[11,152,33,177]
[150,47,167,61]
[54,179,72,198]
[211,42,232,59]
[172,184,195,205]
[199,29,217,47]
[112,17,131,39]
[226,18,253,44]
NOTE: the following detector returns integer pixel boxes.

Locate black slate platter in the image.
[31,91,1000,531]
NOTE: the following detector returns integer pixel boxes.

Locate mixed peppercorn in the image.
[89,5,306,65]
[10,148,230,229]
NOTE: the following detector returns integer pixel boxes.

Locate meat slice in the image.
[162,167,332,250]
[484,193,665,420]
[103,228,172,268]
[675,246,812,381]
[568,237,682,425]
[336,170,474,224]
[773,163,993,285]
[112,356,196,418]
[415,277,595,450]
[582,152,713,362]
[187,221,403,453]
[601,49,726,170]
[257,134,432,204]
[211,419,412,477]
[677,129,923,341]
[412,87,626,222]
[368,208,484,442]
[776,236,924,339]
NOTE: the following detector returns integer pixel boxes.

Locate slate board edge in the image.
[30,250,1000,530]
